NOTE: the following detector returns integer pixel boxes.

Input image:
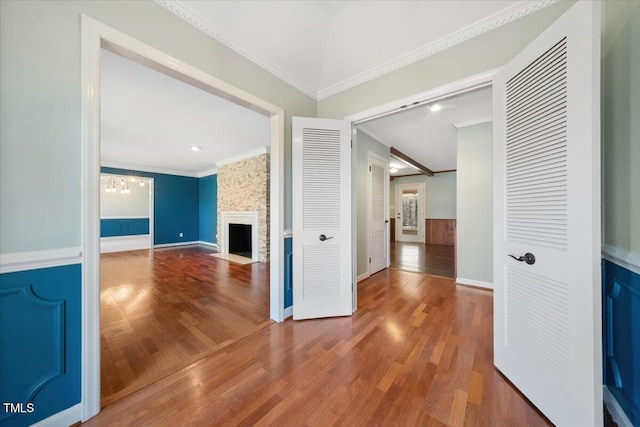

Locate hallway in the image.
[389,241,455,278]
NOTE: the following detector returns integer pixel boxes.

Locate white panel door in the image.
[369,153,388,274]
[493,1,601,426]
[292,117,352,320]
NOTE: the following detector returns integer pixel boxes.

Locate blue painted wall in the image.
[102,167,199,245]
[0,265,81,426]
[199,174,217,244]
[100,218,150,237]
[284,237,293,309]
[603,259,640,426]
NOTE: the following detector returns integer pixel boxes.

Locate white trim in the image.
[197,240,218,248]
[154,0,317,100]
[283,306,293,319]
[153,241,200,249]
[0,247,83,274]
[197,167,218,178]
[367,151,390,276]
[602,244,640,276]
[284,229,292,238]
[346,69,499,125]
[82,16,286,422]
[395,182,426,243]
[456,277,494,290]
[357,272,370,282]
[215,146,269,167]
[101,160,202,178]
[155,0,556,101]
[453,117,493,128]
[100,235,151,253]
[317,2,557,100]
[603,386,634,427]
[220,211,260,262]
[30,403,82,427]
[100,215,150,219]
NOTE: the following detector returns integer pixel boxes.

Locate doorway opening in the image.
[82,16,285,419]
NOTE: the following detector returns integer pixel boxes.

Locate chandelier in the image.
[102,175,146,194]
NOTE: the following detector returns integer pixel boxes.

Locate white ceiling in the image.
[158,0,555,100]
[358,87,492,173]
[100,49,269,176]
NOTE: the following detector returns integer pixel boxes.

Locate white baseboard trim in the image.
[0,247,83,274]
[357,272,370,282]
[31,403,81,427]
[602,244,640,276]
[153,241,200,249]
[283,306,293,319]
[603,386,633,427]
[100,235,151,253]
[197,240,218,248]
[456,277,493,290]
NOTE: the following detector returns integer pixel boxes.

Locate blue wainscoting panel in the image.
[603,259,640,426]
[100,218,150,237]
[0,265,81,426]
[284,237,293,309]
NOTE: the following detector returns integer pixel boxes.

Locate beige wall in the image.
[217,154,270,262]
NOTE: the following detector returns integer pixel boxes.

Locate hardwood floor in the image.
[87,268,555,426]
[100,246,271,406]
[390,241,455,278]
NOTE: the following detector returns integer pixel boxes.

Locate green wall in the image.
[390,173,457,221]
[0,0,315,253]
[355,130,390,276]
[602,0,640,254]
[456,123,493,284]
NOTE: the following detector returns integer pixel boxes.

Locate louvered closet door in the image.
[492,1,601,426]
[292,117,352,320]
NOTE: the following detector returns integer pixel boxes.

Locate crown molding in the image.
[357,126,392,148]
[101,161,202,178]
[156,0,556,101]
[316,0,558,100]
[197,167,218,178]
[215,146,269,167]
[154,0,318,100]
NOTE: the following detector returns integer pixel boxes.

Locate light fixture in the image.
[390,168,399,173]
[191,145,202,151]
[139,179,145,187]
[102,175,139,194]
[429,103,442,112]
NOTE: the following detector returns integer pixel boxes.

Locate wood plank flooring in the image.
[88,268,554,426]
[390,241,456,278]
[100,246,271,406]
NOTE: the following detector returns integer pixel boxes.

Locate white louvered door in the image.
[493,1,601,426]
[292,117,352,320]
[369,154,388,274]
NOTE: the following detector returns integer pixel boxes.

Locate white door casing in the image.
[395,183,425,243]
[493,1,601,426]
[368,152,389,275]
[292,117,353,320]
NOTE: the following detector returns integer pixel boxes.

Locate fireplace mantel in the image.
[220,211,259,261]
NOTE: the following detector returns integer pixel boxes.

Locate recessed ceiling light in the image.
[389,161,403,169]
[429,104,442,112]
[390,168,399,173]
[191,145,202,151]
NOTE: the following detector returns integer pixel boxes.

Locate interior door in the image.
[369,153,388,274]
[292,117,352,320]
[493,1,601,426]
[395,183,425,243]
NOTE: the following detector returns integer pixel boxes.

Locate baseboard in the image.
[357,272,370,282]
[456,277,493,290]
[153,241,200,249]
[100,235,151,253]
[602,244,640,276]
[197,241,218,248]
[0,247,82,274]
[603,386,634,427]
[283,306,293,319]
[31,403,81,427]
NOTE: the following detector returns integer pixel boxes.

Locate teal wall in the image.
[199,174,218,244]
[602,1,640,254]
[0,0,315,255]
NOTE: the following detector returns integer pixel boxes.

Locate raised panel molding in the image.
[0,286,64,421]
